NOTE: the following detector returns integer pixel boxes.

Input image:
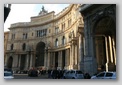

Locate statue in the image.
[42,6,44,11]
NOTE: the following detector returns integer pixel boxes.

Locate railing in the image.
[53,42,70,49]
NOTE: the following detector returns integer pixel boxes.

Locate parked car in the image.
[91,71,116,79]
[28,68,38,77]
[63,70,84,79]
[4,71,14,79]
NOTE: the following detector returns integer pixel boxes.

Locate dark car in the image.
[28,68,38,77]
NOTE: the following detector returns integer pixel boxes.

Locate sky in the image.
[4,4,69,32]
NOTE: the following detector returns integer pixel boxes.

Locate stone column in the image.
[75,45,77,65]
[107,36,116,71]
[105,36,109,71]
[83,17,97,75]
[52,52,55,69]
[4,54,8,67]
[58,51,62,70]
[112,38,116,65]
[72,44,75,66]
[18,54,21,70]
[70,45,73,69]
[44,51,47,68]
[65,49,70,70]
[67,49,70,68]
[47,52,50,69]
[25,54,29,70]
[79,35,84,70]
[29,53,33,69]
[108,36,113,63]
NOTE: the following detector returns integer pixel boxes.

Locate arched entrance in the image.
[7,56,13,69]
[35,42,45,67]
[93,16,116,72]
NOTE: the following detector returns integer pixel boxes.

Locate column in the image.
[4,54,8,67]
[52,52,55,69]
[58,51,62,69]
[25,54,29,69]
[112,38,116,65]
[72,44,75,67]
[44,51,47,68]
[65,49,67,69]
[70,45,73,69]
[47,52,50,69]
[109,36,113,63]
[18,54,21,69]
[29,53,33,68]
[75,45,77,65]
[67,49,70,67]
[105,36,109,72]
[65,49,70,70]
[80,35,84,71]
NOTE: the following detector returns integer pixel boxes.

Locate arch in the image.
[35,42,45,67]
[92,16,116,72]
[92,16,116,35]
[7,56,13,69]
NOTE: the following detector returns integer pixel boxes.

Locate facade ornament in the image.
[92,7,114,22]
[39,6,48,16]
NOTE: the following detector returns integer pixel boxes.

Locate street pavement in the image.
[13,73,50,79]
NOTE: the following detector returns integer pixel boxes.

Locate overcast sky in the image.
[4,4,69,32]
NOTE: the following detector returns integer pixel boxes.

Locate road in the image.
[13,74,50,79]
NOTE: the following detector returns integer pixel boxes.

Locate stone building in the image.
[4,31,9,65]
[5,4,84,71]
[79,4,116,75]
[5,4,116,75]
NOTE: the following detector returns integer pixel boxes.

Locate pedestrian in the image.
[84,73,91,79]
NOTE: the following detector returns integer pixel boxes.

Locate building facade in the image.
[4,31,9,65]
[79,4,116,75]
[5,4,116,75]
[5,4,84,71]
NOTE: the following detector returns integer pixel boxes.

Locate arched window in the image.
[11,44,13,50]
[22,43,26,51]
[55,38,58,47]
[62,36,65,45]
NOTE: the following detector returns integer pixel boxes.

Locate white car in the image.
[63,70,84,79]
[4,71,14,79]
[91,71,116,79]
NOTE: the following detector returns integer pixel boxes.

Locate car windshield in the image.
[4,72,12,76]
[76,71,83,74]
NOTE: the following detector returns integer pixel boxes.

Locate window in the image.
[62,23,65,31]
[55,38,58,47]
[11,34,15,39]
[25,33,27,39]
[23,33,27,39]
[68,19,72,27]
[55,27,59,34]
[49,29,51,33]
[106,73,113,77]
[97,73,105,77]
[11,44,13,50]
[62,36,65,45]
[22,43,26,51]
